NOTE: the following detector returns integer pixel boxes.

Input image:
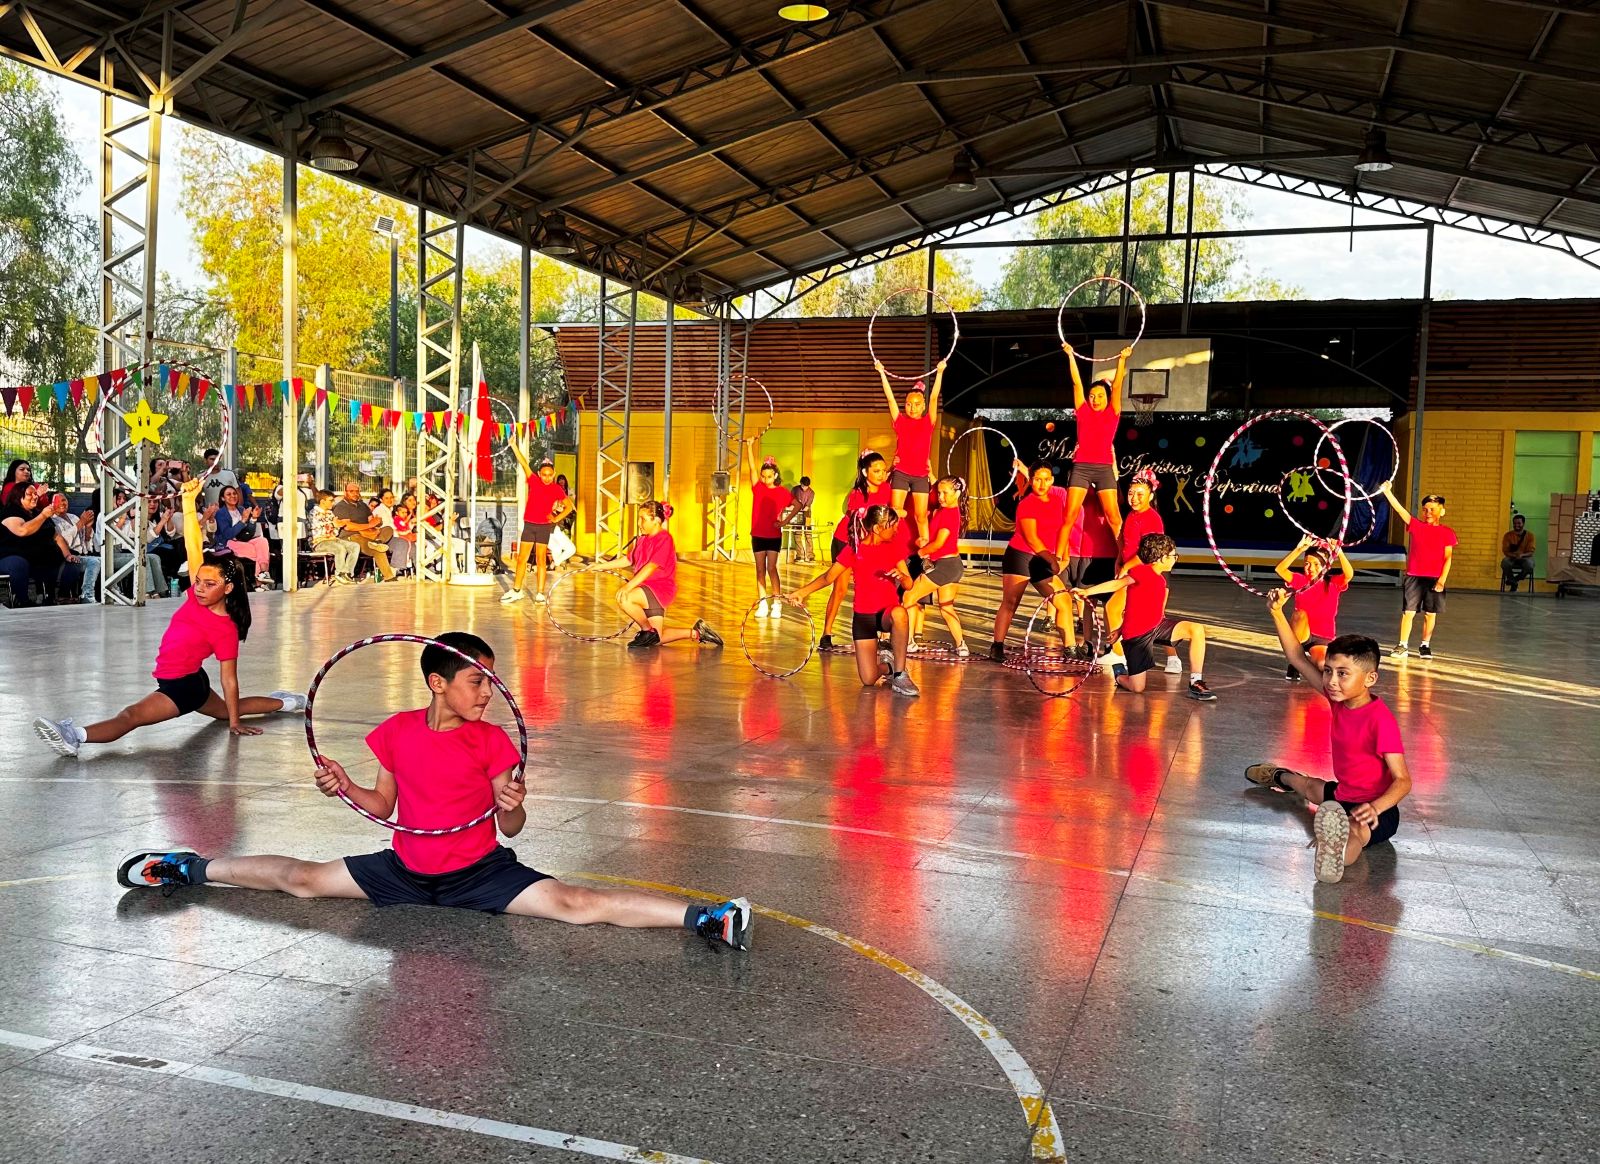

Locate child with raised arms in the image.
[1379,484,1456,659]
[1059,341,1132,546]
[1252,593,1412,883]
[117,631,752,949]
[502,447,573,604]
[1272,534,1354,682]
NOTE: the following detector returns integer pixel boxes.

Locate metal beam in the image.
[594,279,636,559]
[281,118,301,592]
[904,37,1394,83]
[416,208,463,581]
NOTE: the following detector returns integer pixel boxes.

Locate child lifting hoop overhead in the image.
[1060,341,1133,546]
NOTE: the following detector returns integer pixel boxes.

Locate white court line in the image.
[0,1028,718,1163]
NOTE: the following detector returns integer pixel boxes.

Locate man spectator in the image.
[201,448,241,508]
[1501,514,1536,591]
[53,499,100,602]
[785,475,816,563]
[333,480,394,581]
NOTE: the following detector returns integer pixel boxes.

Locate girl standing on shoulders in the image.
[879,358,946,548]
[1058,342,1132,549]
[593,501,723,651]
[34,479,303,758]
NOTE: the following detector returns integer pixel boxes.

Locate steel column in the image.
[517,241,532,524]
[662,302,674,503]
[594,277,638,558]
[416,209,463,581]
[1410,223,1435,513]
[280,120,301,592]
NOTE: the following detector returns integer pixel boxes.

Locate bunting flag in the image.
[69,378,85,407]
[18,385,35,412]
[84,375,100,405]
[52,382,69,410]
[196,378,211,405]
[348,398,361,423]
[1,386,17,416]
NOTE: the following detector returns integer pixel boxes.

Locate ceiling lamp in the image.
[676,273,707,308]
[778,4,830,20]
[1354,128,1393,173]
[944,151,978,192]
[539,213,577,256]
[309,114,358,172]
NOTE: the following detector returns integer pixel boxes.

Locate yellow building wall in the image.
[1394,411,1599,591]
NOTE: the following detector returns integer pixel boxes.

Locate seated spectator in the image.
[307,488,359,584]
[1,485,79,606]
[392,499,417,576]
[201,448,241,509]
[145,496,184,593]
[54,501,101,602]
[206,484,271,588]
[98,490,167,599]
[373,488,413,573]
[1,458,33,508]
[333,480,394,581]
[1501,515,1536,591]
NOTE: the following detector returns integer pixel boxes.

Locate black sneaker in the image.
[1284,664,1302,683]
[628,629,661,650]
[1187,679,1217,701]
[1418,643,1433,658]
[693,897,753,950]
[118,850,206,891]
[818,633,834,651]
[691,619,723,647]
[989,641,1006,663]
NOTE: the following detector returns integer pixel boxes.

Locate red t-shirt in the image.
[1291,570,1348,640]
[833,481,892,542]
[1119,506,1165,565]
[838,539,904,615]
[523,477,568,524]
[1078,496,1119,559]
[366,709,522,875]
[1121,562,1169,639]
[750,481,793,539]
[1405,518,1458,578]
[1074,401,1120,466]
[153,591,239,680]
[924,506,961,561]
[893,414,935,478]
[1008,486,1068,553]
[629,528,678,607]
[1328,696,1404,804]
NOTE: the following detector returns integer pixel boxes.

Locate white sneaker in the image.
[333,574,355,586]
[955,643,970,657]
[753,599,770,619]
[889,670,921,697]
[1165,655,1184,674]
[769,598,781,620]
[268,691,307,714]
[906,638,921,655]
[257,574,274,587]
[33,717,84,758]
[877,647,894,673]
[500,588,526,604]
[533,591,547,604]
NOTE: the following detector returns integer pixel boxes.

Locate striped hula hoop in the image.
[867,286,960,381]
[304,634,529,836]
[1055,276,1147,362]
[739,598,818,680]
[86,361,233,489]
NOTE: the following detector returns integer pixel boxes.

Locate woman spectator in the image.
[391,499,417,575]
[1,459,33,508]
[555,474,577,536]
[54,501,101,602]
[1,485,79,605]
[373,488,410,573]
[206,485,271,589]
[146,497,185,593]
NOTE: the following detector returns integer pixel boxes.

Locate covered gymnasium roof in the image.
[6,0,1600,302]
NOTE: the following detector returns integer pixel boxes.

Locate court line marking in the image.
[0,1027,719,1164]
[0,873,99,890]
[574,871,1065,1162]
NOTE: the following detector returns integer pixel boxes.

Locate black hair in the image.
[3,458,29,485]
[1136,532,1177,564]
[1420,493,1446,506]
[1304,545,1332,569]
[1087,379,1113,400]
[420,631,494,684]
[933,474,969,528]
[1325,633,1381,672]
[198,551,252,641]
[203,448,219,459]
[849,503,899,551]
[851,450,886,500]
[638,499,673,522]
[1029,460,1057,482]
[315,488,334,501]
[799,476,811,487]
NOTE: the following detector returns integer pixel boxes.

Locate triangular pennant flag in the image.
[411,411,423,431]
[179,371,193,398]
[196,378,211,405]
[83,375,99,405]
[69,379,85,407]
[292,377,305,400]
[328,391,340,413]
[315,388,327,409]
[1,386,16,416]
[158,363,172,390]
[109,367,127,393]
[244,383,257,409]
[17,385,34,412]
[349,398,361,423]
[126,368,142,392]
[359,400,373,425]
[52,382,69,410]
[262,382,274,408]
[223,383,235,408]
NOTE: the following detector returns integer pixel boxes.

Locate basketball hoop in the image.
[1127,367,1168,426]
[1131,395,1161,426]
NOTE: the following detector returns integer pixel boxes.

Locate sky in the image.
[44,71,1599,308]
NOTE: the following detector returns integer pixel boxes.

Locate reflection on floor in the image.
[1,564,1596,1163]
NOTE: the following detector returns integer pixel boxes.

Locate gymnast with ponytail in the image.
[819,449,893,651]
[900,474,969,656]
[744,437,793,620]
[594,499,724,651]
[33,478,304,758]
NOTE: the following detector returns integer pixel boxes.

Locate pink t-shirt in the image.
[366,709,522,875]
[1073,401,1120,466]
[629,528,678,607]
[1291,570,1348,640]
[1328,696,1404,804]
[750,481,793,539]
[924,506,961,561]
[152,591,240,680]
[1008,486,1068,553]
[893,414,934,478]
[1119,506,1165,565]
[1405,518,1458,578]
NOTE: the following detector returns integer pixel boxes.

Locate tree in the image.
[796,249,985,317]
[988,179,1298,311]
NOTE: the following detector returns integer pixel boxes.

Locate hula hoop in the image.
[1313,417,1398,503]
[1055,276,1147,362]
[945,425,1022,503]
[739,598,818,680]
[484,395,518,465]
[304,634,529,835]
[866,286,960,381]
[1010,595,1104,698]
[545,564,634,643]
[716,375,775,442]
[87,361,233,490]
[1201,410,1352,597]
[1277,467,1379,551]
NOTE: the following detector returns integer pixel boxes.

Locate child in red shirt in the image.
[1059,341,1132,551]
[503,447,573,604]
[1072,533,1217,700]
[900,475,970,657]
[820,450,891,651]
[117,631,752,949]
[745,439,794,620]
[1100,468,1166,640]
[594,501,723,650]
[1272,534,1355,681]
[991,460,1080,663]
[1379,483,1456,659]
[1253,596,1413,883]
[878,357,946,548]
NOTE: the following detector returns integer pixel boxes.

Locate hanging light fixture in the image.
[676,272,706,308]
[539,213,577,256]
[944,151,978,192]
[309,113,358,172]
[778,4,830,20]
[1353,128,1393,173]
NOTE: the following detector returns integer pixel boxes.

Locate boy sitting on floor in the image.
[118,631,752,950]
[1250,590,1413,883]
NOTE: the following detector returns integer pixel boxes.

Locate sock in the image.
[1191,671,1203,682]
[684,904,702,931]
[1420,640,1429,647]
[68,722,88,745]
[186,856,210,885]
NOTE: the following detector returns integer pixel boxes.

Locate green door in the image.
[1512,431,1579,579]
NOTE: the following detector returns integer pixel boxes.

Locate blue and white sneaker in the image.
[33,717,85,757]
[694,897,753,951]
[117,850,207,891]
[268,691,307,714]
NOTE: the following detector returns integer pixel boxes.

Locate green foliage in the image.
[797,250,985,317]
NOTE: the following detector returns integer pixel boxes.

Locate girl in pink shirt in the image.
[594,501,723,650]
[899,475,970,656]
[34,479,302,758]
[1272,534,1355,680]
[744,439,794,620]
[1059,341,1133,554]
[820,450,891,651]
[878,357,946,549]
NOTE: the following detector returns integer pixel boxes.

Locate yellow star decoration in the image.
[125,398,169,447]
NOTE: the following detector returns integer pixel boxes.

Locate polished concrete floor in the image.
[1,562,1597,1163]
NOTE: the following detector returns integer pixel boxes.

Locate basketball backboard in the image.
[1091,338,1212,413]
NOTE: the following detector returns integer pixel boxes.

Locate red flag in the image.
[360,401,373,425]
[18,386,35,412]
[197,378,211,405]
[472,346,493,482]
[69,378,85,406]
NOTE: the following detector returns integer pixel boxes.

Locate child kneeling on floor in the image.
[1250,591,1413,883]
[117,630,752,950]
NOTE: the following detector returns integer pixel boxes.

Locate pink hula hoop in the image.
[87,361,233,489]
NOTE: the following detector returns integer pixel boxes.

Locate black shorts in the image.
[1068,555,1115,588]
[1322,785,1401,846]
[344,845,550,913]
[831,536,848,561]
[520,520,555,546]
[906,553,924,582]
[924,556,964,587]
[852,608,894,641]
[1402,575,1446,614]
[639,584,665,617]
[890,469,930,495]
[751,535,783,553]
[1001,545,1059,586]
[1068,461,1118,492]
[155,669,213,716]
[1121,617,1180,677]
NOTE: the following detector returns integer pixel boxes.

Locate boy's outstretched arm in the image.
[1268,588,1322,685]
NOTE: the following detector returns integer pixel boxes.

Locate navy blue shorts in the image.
[1323,785,1401,846]
[344,845,550,913]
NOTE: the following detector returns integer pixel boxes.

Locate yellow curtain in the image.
[951,421,1016,534]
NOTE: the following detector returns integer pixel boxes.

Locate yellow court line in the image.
[573,871,1066,1163]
